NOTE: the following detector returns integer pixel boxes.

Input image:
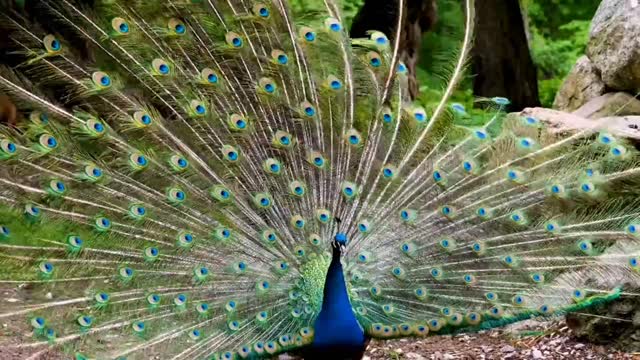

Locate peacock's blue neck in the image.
[310,235,366,357]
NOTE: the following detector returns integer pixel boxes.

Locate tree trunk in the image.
[350,0,438,100]
[471,0,540,111]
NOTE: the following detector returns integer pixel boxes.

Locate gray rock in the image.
[406,352,426,360]
[532,349,544,359]
[278,354,298,360]
[633,311,640,326]
[587,0,640,91]
[573,92,640,119]
[515,107,640,141]
[501,345,516,353]
[554,56,607,112]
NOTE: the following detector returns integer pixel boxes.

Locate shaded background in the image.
[291,0,600,114]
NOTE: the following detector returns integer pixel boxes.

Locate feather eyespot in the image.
[381,107,394,123]
[221,145,240,162]
[76,315,93,328]
[289,181,306,197]
[367,51,382,67]
[200,68,219,85]
[224,114,246,131]
[39,262,54,275]
[259,77,277,94]
[492,97,510,106]
[400,209,417,223]
[144,247,159,261]
[316,209,331,223]
[210,185,232,202]
[450,103,467,115]
[382,165,397,179]
[598,132,614,145]
[271,49,288,65]
[169,154,188,172]
[38,134,58,151]
[193,266,209,281]
[29,111,49,125]
[0,139,17,157]
[300,101,316,117]
[133,111,153,127]
[85,119,106,137]
[324,17,342,32]
[225,32,244,48]
[291,215,306,229]
[128,204,147,220]
[0,225,11,239]
[397,62,407,74]
[263,158,282,175]
[111,17,130,35]
[129,152,148,170]
[167,187,186,204]
[254,193,273,208]
[345,129,362,146]
[83,165,103,182]
[43,34,62,54]
[253,4,270,18]
[412,107,428,123]
[152,59,171,75]
[307,151,326,168]
[91,71,112,89]
[299,27,316,42]
[168,18,187,35]
[94,216,112,231]
[177,232,194,247]
[189,100,207,116]
[272,130,294,148]
[370,31,388,47]
[326,75,342,90]
[358,220,371,233]
[341,181,358,199]
[48,179,66,195]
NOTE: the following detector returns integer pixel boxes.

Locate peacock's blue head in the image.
[334,233,348,246]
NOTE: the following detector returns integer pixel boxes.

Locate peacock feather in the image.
[0,0,638,359]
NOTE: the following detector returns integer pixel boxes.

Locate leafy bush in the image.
[530,19,592,106]
[524,0,600,107]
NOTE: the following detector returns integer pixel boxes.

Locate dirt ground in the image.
[361,320,639,360]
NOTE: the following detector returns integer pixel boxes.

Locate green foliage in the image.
[289,0,364,27]
[530,19,592,106]
[524,0,599,38]
[290,0,600,110]
[524,0,600,107]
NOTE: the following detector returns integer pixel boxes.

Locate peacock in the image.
[0,0,639,359]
